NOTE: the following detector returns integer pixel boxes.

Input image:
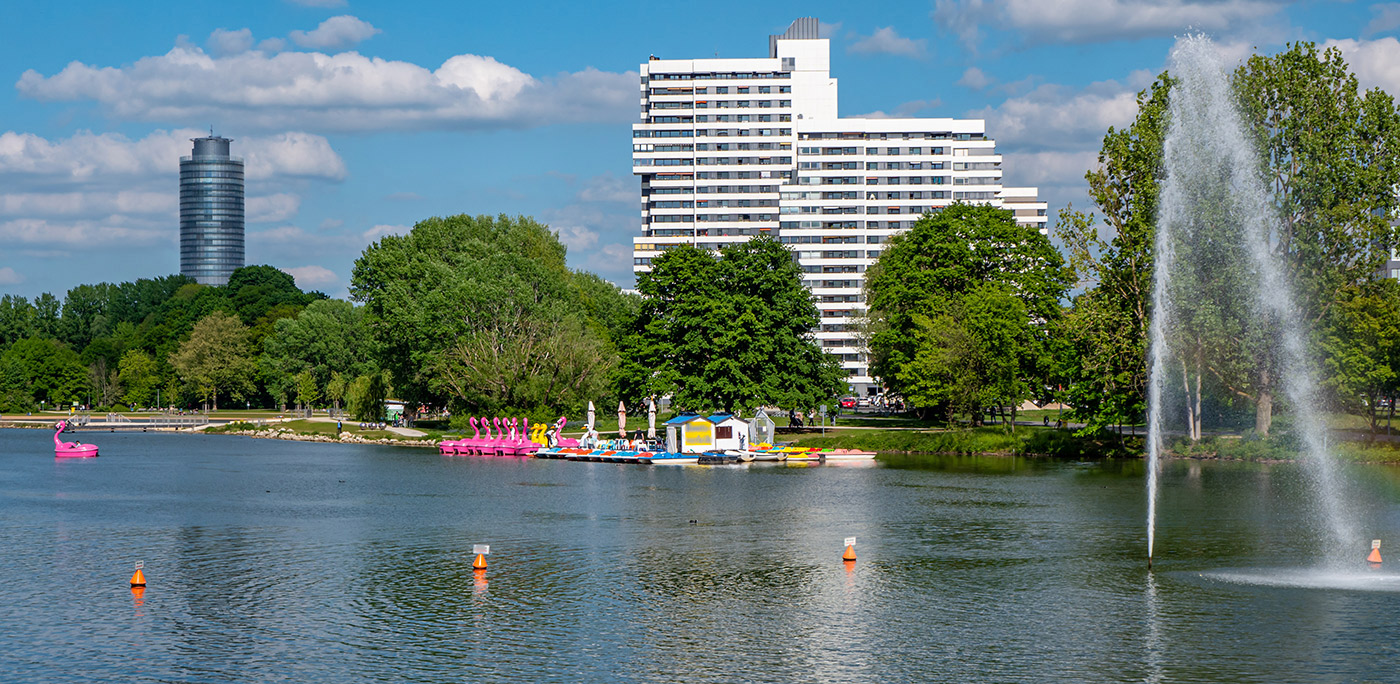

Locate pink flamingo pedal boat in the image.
[54,420,98,458]
[438,416,547,457]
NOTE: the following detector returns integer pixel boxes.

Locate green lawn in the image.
[208,418,406,441]
[788,425,1144,458]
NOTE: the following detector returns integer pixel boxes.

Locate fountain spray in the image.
[1146,35,1356,566]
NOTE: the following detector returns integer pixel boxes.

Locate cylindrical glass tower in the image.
[179,135,245,286]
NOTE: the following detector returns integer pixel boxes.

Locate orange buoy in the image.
[472,543,489,570]
[130,562,146,587]
[842,536,857,562]
[1368,539,1383,564]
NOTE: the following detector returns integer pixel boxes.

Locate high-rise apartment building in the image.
[180,134,245,286]
[632,18,1047,396]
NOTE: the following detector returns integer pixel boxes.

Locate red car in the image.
[840,397,858,409]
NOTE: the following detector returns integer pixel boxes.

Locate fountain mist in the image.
[1146,36,1355,564]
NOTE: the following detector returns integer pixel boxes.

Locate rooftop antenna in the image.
[209,125,214,137]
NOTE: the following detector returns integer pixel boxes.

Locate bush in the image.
[792,426,1142,458]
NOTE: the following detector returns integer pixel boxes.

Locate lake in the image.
[3,428,1400,682]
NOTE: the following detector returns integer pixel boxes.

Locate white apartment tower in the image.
[632,18,1048,396]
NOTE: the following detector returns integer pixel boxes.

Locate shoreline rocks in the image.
[210,428,437,448]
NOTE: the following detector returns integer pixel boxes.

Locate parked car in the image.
[840,397,858,409]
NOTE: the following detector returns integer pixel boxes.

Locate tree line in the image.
[0,266,390,419]
[5,42,1398,440]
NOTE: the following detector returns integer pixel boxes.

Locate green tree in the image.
[32,293,61,339]
[0,295,36,347]
[0,337,90,407]
[169,311,256,410]
[346,372,389,422]
[351,213,625,416]
[1230,42,1400,434]
[866,204,1070,421]
[89,358,121,408]
[118,349,161,408]
[620,236,844,414]
[226,265,317,323]
[1322,281,1400,434]
[1057,73,1170,436]
[294,369,319,411]
[326,371,348,414]
[0,354,36,412]
[260,299,377,390]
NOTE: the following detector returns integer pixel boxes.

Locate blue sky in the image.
[2,0,1398,299]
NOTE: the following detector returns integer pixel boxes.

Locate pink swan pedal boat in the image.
[54,420,98,458]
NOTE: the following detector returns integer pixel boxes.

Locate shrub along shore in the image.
[11,416,1400,464]
[789,426,1400,464]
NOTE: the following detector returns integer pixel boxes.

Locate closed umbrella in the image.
[618,401,627,438]
[647,398,657,440]
[586,401,595,432]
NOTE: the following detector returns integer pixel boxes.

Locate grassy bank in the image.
[205,419,440,443]
[790,426,1143,458]
[1168,435,1400,464]
[789,425,1400,464]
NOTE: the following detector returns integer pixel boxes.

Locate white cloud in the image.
[963,75,1154,224]
[553,223,599,251]
[0,128,345,182]
[17,44,637,132]
[244,223,411,266]
[1366,4,1400,37]
[1324,37,1400,96]
[957,66,992,90]
[246,193,301,223]
[581,243,636,286]
[287,0,347,7]
[852,99,942,119]
[848,27,927,58]
[576,172,633,203]
[208,28,254,57]
[818,21,843,39]
[0,267,23,285]
[319,217,344,230]
[934,0,1288,48]
[362,224,410,242]
[0,129,341,253]
[1003,150,1098,188]
[241,131,348,180]
[0,217,166,247]
[289,15,381,50]
[0,191,172,217]
[280,265,338,287]
[969,80,1139,150]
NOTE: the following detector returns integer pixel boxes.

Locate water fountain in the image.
[1145,35,1358,569]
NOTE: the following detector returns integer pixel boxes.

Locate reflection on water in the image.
[2,429,1400,681]
[1200,567,1400,592]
